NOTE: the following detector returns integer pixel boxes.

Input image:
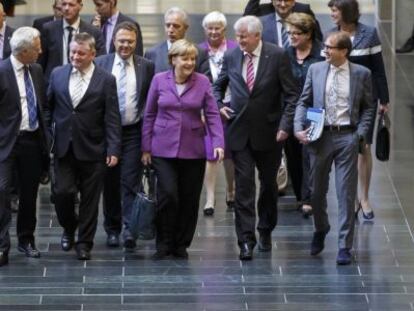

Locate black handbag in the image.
[129,166,157,240]
[375,112,390,162]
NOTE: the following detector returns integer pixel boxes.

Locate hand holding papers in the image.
[306,108,325,142]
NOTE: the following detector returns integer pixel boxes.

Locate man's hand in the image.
[220,106,235,120]
[294,128,311,144]
[276,130,289,142]
[106,156,118,167]
[379,103,389,114]
[141,152,152,166]
[92,14,102,28]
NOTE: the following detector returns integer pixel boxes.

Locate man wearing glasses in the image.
[245,0,322,42]
[294,32,375,265]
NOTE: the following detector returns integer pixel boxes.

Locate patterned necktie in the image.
[246,53,254,92]
[280,21,290,49]
[24,66,38,130]
[71,71,85,107]
[66,26,74,63]
[117,60,128,122]
[326,68,341,125]
[0,34,3,60]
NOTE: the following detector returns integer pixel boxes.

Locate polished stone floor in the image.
[2,1,414,311]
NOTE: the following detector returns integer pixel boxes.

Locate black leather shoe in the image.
[10,195,19,213]
[151,249,171,260]
[0,252,8,267]
[396,38,414,53]
[173,248,189,259]
[226,200,235,212]
[18,243,40,258]
[123,236,136,252]
[258,234,272,252]
[336,248,352,265]
[310,226,330,256]
[203,207,214,216]
[239,243,253,260]
[61,231,75,251]
[106,233,120,247]
[76,248,91,260]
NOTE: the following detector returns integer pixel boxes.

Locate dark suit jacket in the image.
[38,19,106,80]
[144,41,211,80]
[1,25,14,60]
[32,15,54,32]
[45,64,121,161]
[244,1,322,41]
[104,12,143,56]
[94,53,154,121]
[0,59,49,161]
[212,42,299,151]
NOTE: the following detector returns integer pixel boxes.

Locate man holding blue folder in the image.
[294,32,375,265]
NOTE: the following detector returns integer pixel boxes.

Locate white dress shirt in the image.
[111,54,138,125]
[10,55,38,131]
[69,63,95,108]
[0,23,5,60]
[325,61,351,125]
[63,18,80,65]
[242,40,262,85]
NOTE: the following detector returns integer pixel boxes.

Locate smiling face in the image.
[287,25,310,48]
[172,52,196,79]
[204,22,226,47]
[235,27,260,54]
[164,13,188,43]
[272,0,295,19]
[114,28,136,60]
[330,6,343,26]
[70,40,95,71]
[324,36,347,66]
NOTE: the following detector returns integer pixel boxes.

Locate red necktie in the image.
[246,53,254,92]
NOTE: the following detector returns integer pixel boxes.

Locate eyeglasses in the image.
[287,31,304,37]
[323,44,341,50]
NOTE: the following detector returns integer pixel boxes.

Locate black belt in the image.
[18,129,39,137]
[324,125,355,132]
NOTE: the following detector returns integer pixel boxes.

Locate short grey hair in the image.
[234,15,263,35]
[71,32,96,52]
[202,11,227,29]
[10,27,41,56]
[164,7,189,27]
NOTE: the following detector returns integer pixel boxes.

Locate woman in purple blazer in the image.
[198,11,238,217]
[141,39,224,259]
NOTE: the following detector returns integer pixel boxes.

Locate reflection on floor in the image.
[1,5,414,311]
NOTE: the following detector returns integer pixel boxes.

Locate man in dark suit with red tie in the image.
[0,27,49,266]
[45,32,121,260]
[38,0,105,80]
[213,16,298,260]
[95,21,154,249]
[92,0,143,56]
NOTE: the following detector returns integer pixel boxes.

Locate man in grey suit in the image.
[95,21,154,250]
[213,16,298,261]
[294,32,375,265]
[144,7,210,78]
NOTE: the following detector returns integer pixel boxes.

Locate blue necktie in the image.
[118,60,127,123]
[280,21,290,49]
[24,66,38,130]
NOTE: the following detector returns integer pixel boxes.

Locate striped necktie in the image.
[71,71,85,107]
[246,53,254,92]
[280,21,290,49]
[23,66,38,129]
[117,60,128,122]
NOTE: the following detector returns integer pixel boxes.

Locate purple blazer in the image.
[141,70,224,159]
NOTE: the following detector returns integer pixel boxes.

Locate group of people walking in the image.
[0,0,390,267]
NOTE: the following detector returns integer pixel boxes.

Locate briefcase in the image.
[375,112,390,162]
[129,166,157,240]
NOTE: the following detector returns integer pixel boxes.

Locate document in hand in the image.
[306,108,325,142]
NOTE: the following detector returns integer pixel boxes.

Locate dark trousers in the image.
[103,124,143,238]
[284,135,303,201]
[301,145,312,205]
[232,141,282,248]
[152,157,206,252]
[0,131,43,252]
[54,146,105,250]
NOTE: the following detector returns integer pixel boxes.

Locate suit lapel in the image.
[63,65,74,109]
[235,48,250,94]
[180,72,196,97]
[352,23,364,49]
[252,44,269,93]
[321,62,330,108]
[77,66,102,106]
[160,42,170,71]
[133,55,143,99]
[56,20,65,65]
[6,60,21,113]
[166,70,180,100]
[348,62,356,115]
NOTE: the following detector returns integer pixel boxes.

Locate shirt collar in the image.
[276,12,284,23]
[114,53,133,67]
[244,40,262,58]
[107,11,119,25]
[71,62,95,79]
[330,60,349,72]
[0,22,6,36]
[63,17,81,30]
[10,55,25,72]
